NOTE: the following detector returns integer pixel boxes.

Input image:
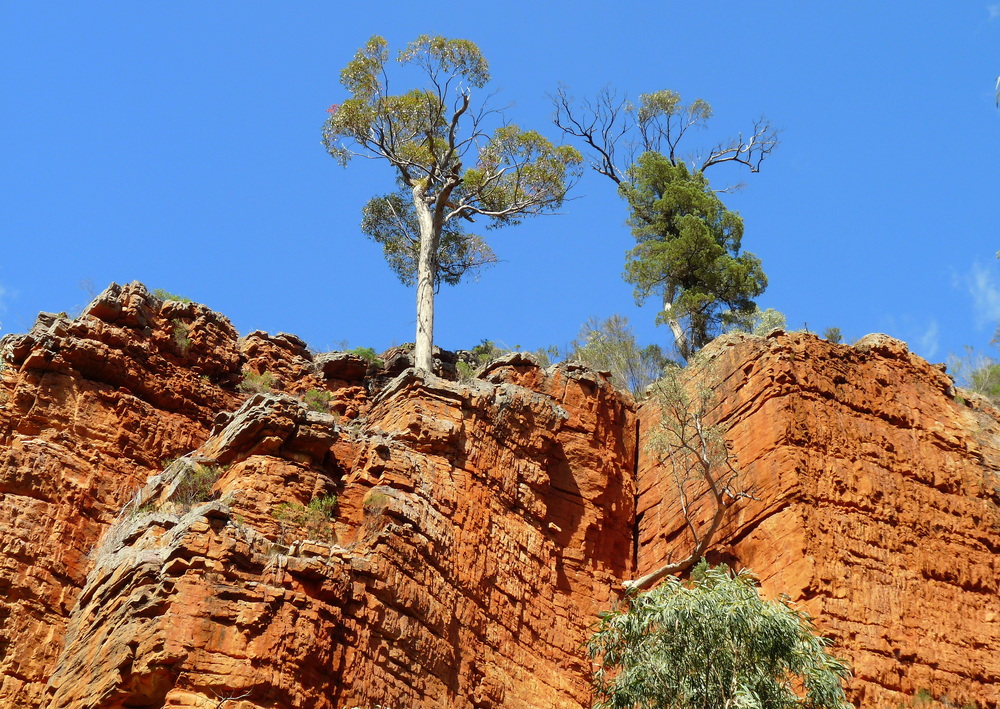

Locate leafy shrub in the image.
[570,315,669,398]
[456,360,476,382]
[590,561,852,709]
[823,326,843,344]
[726,306,787,336]
[152,288,193,303]
[171,319,192,354]
[173,463,223,508]
[271,493,338,542]
[239,370,276,394]
[303,388,333,412]
[948,347,1000,403]
[350,347,383,366]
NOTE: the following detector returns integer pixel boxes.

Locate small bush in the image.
[350,347,383,367]
[456,360,476,382]
[174,463,223,508]
[153,288,193,303]
[171,319,192,354]
[239,370,276,394]
[308,493,338,517]
[303,388,333,412]
[823,326,843,344]
[571,315,669,398]
[271,493,337,542]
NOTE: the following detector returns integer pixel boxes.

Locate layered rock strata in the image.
[636,332,1000,709]
[3,281,999,709]
[0,283,636,708]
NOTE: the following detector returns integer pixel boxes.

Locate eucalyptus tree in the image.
[323,35,582,372]
[552,88,777,360]
[590,562,852,709]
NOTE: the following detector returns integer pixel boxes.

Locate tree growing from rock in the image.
[623,360,751,593]
[590,561,852,709]
[553,88,776,360]
[323,35,582,372]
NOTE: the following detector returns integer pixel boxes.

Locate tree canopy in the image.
[323,35,582,371]
[590,562,852,709]
[553,88,776,361]
[622,153,766,360]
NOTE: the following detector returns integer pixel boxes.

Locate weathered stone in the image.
[637,332,1000,709]
[3,283,1000,709]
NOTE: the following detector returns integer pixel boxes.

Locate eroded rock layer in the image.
[0,283,636,709]
[636,332,1000,709]
[3,283,999,709]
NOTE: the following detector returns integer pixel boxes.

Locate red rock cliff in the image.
[2,284,998,708]
[636,332,1000,709]
[0,282,635,709]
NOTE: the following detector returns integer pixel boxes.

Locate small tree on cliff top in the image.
[553,88,775,361]
[323,35,582,372]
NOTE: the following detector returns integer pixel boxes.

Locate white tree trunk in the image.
[663,290,691,361]
[412,185,439,373]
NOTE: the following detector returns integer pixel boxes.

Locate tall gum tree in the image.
[323,36,582,372]
[553,88,777,360]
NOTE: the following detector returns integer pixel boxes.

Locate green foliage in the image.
[727,306,788,337]
[350,347,383,366]
[303,388,333,413]
[239,370,276,394]
[471,339,504,364]
[571,315,669,398]
[622,153,766,360]
[152,288,193,303]
[173,463,223,508]
[271,493,338,542]
[361,191,497,288]
[456,360,476,382]
[948,346,1000,402]
[822,327,843,344]
[590,561,852,709]
[171,318,192,354]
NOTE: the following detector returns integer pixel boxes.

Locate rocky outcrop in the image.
[3,282,999,709]
[636,331,1000,709]
[0,284,636,708]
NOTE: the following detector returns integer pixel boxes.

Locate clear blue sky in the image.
[2,3,999,369]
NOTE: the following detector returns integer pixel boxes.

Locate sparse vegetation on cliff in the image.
[623,360,751,592]
[238,370,276,394]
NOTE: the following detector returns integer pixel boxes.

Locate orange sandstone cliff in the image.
[636,332,1000,709]
[0,282,997,708]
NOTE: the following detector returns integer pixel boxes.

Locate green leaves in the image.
[361,190,496,288]
[621,151,766,357]
[462,125,583,224]
[399,35,490,88]
[339,35,388,99]
[590,562,852,709]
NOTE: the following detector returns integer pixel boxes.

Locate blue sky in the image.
[2,2,999,369]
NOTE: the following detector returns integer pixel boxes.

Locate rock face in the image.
[636,332,1000,709]
[1,284,998,709]
[0,284,636,709]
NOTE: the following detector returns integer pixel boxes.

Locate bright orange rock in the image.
[2,284,998,709]
[637,331,1000,709]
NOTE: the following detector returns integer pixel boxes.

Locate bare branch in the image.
[551,86,628,184]
[699,117,780,173]
[622,370,751,593]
